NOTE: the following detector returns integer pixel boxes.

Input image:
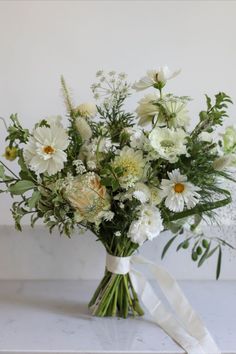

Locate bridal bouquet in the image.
[0,67,235,320]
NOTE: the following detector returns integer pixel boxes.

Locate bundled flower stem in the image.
[89,251,144,318]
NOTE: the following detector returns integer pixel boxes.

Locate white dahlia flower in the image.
[149,127,187,163]
[160,169,201,212]
[127,204,164,245]
[112,146,146,189]
[133,66,181,91]
[23,125,69,176]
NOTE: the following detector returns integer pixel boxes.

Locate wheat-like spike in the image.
[60,75,74,114]
[0,116,8,130]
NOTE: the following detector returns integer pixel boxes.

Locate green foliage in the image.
[9,180,36,195]
[192,92,233,139]
[6,114,30,146]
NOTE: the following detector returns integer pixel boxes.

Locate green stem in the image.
[0,160,19,179]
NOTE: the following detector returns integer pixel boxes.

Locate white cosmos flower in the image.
[133,66,181,91]
[160,169,201,212]
[127,204,164,245]
[149,127,187,163]
[135,93,159,126]
[23,125,69,176]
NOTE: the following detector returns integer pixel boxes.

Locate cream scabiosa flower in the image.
[127,204,164,245]
[23,124,69,176]
[112,146,146,189]
[133,66,181,91]
[75,103,97,119]
[160,169,201,212]
[149,127,187,163]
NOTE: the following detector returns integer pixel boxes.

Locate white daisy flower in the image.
[127,204,164,245]
[160,169,201,212]
[23,124,69,176]
[133,66,181,91]
[149,127,187,163]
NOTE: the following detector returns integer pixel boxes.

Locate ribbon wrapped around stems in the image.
[106,253,221,354]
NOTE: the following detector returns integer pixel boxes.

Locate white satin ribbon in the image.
[106,253,221,354]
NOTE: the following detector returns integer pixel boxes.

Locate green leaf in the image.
[216,247,222,280]
[9,180,36,195]
[161,234,179,259]
[197,242,211,267]
[0,165,5,179]
[28,191,41,209]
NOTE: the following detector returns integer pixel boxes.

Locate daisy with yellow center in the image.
[23,124,69,176]
[112,146,146,189]
[160,169,201,212]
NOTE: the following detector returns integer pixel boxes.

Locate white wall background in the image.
[0,0,236,280]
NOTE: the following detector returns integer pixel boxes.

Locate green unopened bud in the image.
[192,252,198,261]
[199,111,208,121]
[202,239,209,248]
[197,246,203,255]
[182,240,189,249]
[3,146,18,161]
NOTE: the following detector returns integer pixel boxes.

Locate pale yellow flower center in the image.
[174,183,185,193]
[118,158,141,177]
[43,145,55,155]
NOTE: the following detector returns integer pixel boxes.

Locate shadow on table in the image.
[0,292,91,319]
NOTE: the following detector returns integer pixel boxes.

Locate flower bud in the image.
[75,117,93,141]
[4,146,18,161]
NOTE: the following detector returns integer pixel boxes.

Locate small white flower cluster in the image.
[73,160,86,175]
[91,70,130,108]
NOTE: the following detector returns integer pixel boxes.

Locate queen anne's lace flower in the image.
[160,169,201,212]
[127,204,164,245]
[23,124,69,176]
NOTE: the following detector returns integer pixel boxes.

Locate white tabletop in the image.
[0,280,235,354]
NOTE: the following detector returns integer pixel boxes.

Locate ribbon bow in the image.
[106,253,221,354]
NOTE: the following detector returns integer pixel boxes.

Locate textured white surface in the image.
[0,280,235,354]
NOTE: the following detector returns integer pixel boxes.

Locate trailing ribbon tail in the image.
[130,255,221,354]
